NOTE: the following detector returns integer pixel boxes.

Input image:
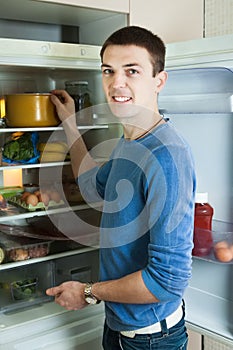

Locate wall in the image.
[130,0,233,43]
[205,0,233,37]
[129,0,203,43]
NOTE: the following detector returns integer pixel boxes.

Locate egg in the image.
[25,194,39,206]
[38,192,50,206]
[34,190,41,197]
[21,191,31,202]
[49,190,61,203]
[214,247,233,263]
[214,240,229,251]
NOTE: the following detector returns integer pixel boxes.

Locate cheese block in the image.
[39,151,66,163]
[38,141,68,153]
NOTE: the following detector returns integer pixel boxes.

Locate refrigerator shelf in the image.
[0,201,101,222]
[0,124,109,133]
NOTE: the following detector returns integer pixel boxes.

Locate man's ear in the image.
[155,71,168,92]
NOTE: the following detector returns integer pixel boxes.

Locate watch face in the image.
[85,296,97,305]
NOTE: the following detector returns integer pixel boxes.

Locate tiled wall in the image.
[205,0,233,36]
[204,336,232,350]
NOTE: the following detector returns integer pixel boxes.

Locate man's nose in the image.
[112,72,126,88]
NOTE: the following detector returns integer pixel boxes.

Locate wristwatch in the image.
[84,283,101,305]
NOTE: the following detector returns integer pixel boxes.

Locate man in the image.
[46,26,196,349]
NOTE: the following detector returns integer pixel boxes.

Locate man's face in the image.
[101,45,165,119]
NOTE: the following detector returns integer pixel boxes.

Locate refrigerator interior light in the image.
[3,168,23,187]
[0,97,5,118]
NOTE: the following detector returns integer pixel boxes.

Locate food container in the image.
[5,93,60,127]
[0,232,51,263]
[11,278,38,301]
[65,80,92,112]
[23,183,40,193]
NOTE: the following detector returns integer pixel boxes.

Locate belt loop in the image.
[160,319,169,336]
[182,299,185,317]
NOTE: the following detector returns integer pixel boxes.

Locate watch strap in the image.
[84,282,101,304]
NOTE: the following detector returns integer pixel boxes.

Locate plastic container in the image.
[192,192,214,257]
[11,278,38,301]
[23,183,39,193]
[0,232,51,263]
[65,80,92,112]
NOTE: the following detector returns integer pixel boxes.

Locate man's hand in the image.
[46,281,88,311]
[50,89,75,123]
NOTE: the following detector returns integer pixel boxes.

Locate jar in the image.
[0,247,5,264]
[193,192,214,257]
[65,81,92,112]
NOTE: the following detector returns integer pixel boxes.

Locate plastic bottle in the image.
[192,192,214,257]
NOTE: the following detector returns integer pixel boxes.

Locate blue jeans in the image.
[102,312,188,350]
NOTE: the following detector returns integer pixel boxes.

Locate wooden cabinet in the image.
[129,0,203,43]
[0,1,128,46]
[34,0,129,13]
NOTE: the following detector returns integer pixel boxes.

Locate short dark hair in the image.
[100,26,166,77]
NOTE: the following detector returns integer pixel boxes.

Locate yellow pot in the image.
[5,93,60,127]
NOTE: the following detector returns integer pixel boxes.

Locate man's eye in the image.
[102,69,113,75]
[128,69,138,75]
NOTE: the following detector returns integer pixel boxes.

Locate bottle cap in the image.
[195,192,208,203]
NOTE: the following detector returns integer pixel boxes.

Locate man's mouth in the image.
[112,96,132,103]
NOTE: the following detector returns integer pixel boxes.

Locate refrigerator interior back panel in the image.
[158,67,233,222]
[159,67,233,113]
[169,113,232,222]
[159,66,233,345]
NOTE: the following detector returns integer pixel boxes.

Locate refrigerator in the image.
[0,38,111,350]
[0,3,127,348]
[0,7,232,350]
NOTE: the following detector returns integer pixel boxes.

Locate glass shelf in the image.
[0,124,109,133]
[192,220,233,265]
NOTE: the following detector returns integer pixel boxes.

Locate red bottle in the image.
[192,192,214,257]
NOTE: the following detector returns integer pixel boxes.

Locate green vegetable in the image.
[11,278,37,300]
[3,133,35,161]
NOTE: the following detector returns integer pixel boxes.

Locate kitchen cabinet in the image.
[129,0,203,43]
[34,0,130,13]
[0,0,128,45]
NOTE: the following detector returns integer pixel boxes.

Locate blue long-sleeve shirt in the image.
[78,121,196,331]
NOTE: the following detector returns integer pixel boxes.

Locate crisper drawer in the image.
[54,249,99,285]
[0,260,54,314]
[0,302,105,350]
